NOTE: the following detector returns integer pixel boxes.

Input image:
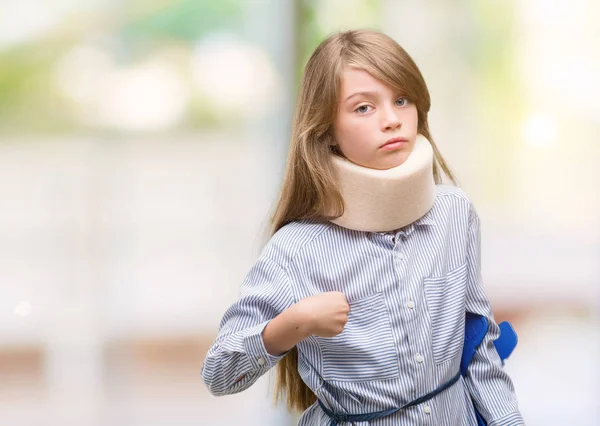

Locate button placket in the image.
[394,226,412,264]
[393,235,405,261]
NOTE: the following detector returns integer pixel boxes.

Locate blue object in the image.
[461,312,518,426]
[495,321,518,362]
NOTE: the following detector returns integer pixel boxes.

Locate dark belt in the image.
[317,370,461,426]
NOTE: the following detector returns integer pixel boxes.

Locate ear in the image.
[329,144,342,155]
[326,134,337,148]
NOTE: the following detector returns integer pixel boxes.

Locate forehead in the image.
[338,66,394,95]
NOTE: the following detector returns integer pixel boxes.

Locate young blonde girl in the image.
[201,29,524,425]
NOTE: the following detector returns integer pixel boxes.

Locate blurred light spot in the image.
[0,2,112,49]
[192,34,283,119]
[56,47,189,132]
[523,0,586,26]
[14,301,31,317]
[523,114,557,147]
[94,61,189,132]
[55,45,115,104]
[0,1,64,48]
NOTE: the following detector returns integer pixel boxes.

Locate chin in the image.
[378,152,409,170]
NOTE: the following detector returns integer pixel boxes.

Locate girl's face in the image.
[333,66,419,170]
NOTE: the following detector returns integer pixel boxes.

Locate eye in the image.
[396,97,409,107]
[355,104,372,114]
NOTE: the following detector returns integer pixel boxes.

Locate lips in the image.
[381,137,408,149]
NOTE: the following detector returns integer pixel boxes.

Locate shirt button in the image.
[396,252,404,259]
[424,405,431,414]
[407,300,415,309]
[415,354,424,363]
[257,358,265,366]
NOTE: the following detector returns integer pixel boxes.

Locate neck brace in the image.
[329,134,436,233]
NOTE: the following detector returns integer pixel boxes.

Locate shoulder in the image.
[261,218,333,267]
[435,184,472,204]
[430,184,477,223]
[435,185,474,209]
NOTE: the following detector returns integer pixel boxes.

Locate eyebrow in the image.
[344,91,379,103]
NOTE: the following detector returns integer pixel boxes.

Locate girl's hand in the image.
[294,291,350,338]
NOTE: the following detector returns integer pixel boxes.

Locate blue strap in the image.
[318,400,399,426]
[318,371,461,426]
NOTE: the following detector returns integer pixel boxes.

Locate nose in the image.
[381,105,401,131]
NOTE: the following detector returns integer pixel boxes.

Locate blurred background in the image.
[0,0,598,425]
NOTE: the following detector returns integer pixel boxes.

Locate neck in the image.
[329,134,436,232]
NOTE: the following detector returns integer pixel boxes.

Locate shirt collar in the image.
[373,208,435,238]
[413,208,435,226]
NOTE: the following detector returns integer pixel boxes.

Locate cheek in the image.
[343,118,372,139]
[338,121,369,150]
[406,107,419,128]
[334,115,375,155]
[336,117,358,142]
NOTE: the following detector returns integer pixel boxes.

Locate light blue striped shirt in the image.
[201,185,525,425]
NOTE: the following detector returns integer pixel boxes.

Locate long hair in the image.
[270,29,456,413]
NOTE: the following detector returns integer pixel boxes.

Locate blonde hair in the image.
[270,29,456,412]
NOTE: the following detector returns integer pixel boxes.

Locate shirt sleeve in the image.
[463,207,526,426]
[201,255,296,396]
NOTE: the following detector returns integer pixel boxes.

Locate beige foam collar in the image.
[329,134,436,232]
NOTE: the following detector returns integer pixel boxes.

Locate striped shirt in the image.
[201,185,525,425]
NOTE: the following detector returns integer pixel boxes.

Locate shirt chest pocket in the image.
[316,292,399,382]
[423,263,468,364]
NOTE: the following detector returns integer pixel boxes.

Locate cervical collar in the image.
[329,134,436,233]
